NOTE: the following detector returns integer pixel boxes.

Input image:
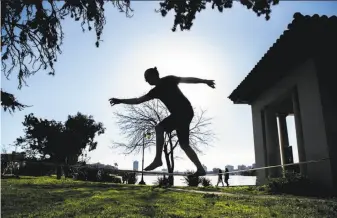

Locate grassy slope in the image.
[1,177,337,218]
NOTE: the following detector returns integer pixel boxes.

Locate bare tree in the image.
[112,99,215,185]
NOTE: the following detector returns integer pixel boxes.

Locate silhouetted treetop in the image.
[1,0,132,88]
[1,89,29,114]
[158,0,279,31]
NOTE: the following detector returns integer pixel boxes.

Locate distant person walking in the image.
[224,168,229,187]
[216,169,225,187]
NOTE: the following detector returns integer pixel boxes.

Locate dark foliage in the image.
[18,161,55,177]
[126,172,138,184]
[14,112,105,179]
[71,165,122,183]
[154,176,170,187]
[1,90,29,114]
[157,0,279,31]
[201,177,212,187]
[266,171,331,197]
[183,171,202,187]
[1,0,132,87]
[240,170,256,176]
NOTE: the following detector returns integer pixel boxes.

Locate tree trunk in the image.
[56,166,62,179]
[163,142,174,186]
[63,165,70,178]
[168,136,175,186]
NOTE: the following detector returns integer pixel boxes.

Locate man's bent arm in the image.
[179,77,208,84]
[120,95,151,105]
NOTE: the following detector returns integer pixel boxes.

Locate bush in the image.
[18,161,55,176]
[183,171,202,187]
[266,171,323,196]
[71,166,118,182]
[201,177,212,187]
[127,173,138,184]
[111,175,122,184]
[154,176,169,187]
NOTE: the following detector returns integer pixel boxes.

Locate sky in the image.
[2,1,337,172]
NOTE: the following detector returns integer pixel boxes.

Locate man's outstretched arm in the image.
[179,77,207,84]
[109,95,151,106]
[178,77,215,88]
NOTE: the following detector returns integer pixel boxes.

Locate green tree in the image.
[15,112,105,179]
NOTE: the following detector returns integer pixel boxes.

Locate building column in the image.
[264,108,282,178]
[292,89,307,175]
[278,113,292,174]
[252,107,269,185]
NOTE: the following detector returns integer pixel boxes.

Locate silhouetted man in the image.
[109,67,215,176]
[224,168,229,187]
[216,169,225,187]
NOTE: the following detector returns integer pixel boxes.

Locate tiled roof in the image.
[228,12,337,104]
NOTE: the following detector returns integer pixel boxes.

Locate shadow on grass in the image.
[2,180,173,217]
[15,182,145,191]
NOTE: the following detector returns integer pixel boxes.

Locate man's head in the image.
[144,67,160,85]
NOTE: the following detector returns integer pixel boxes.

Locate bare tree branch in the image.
[112,100,215,156]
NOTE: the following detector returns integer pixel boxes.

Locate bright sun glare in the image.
[130,35,231,108]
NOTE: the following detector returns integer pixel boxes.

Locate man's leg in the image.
[177,123,206,176]
[144,116,174,171]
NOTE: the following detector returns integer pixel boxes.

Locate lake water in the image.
[139,175,256,186]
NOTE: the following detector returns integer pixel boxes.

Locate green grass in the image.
[2,176,337,218]
[176,185,269,195]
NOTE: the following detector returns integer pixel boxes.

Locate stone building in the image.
[228,13,337,194]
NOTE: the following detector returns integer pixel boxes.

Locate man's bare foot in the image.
[144,160,163,171]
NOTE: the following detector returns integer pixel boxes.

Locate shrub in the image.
[18,161,55,176]
[201,177,212,187]
[111,175,122,183]
[154,176,169,187]
[71,166,118,182]
[266,171,323,196]
[183,171,202,187]
[127,173,138,184]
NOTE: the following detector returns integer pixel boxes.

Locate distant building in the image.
[133,161,139,171]
[225,165,234,172]
[212,168,220,173]
[237,165,247,171]
[162,168,168,172]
